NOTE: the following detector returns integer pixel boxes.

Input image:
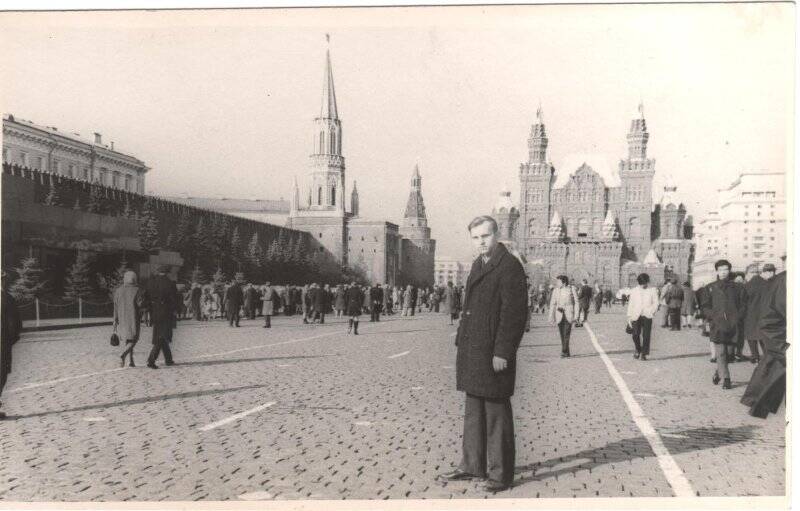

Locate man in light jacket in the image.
[549,275,579,358]
[626,273,659,361]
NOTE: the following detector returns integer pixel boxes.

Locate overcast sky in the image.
[0,4,793,261]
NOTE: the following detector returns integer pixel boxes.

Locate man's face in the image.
[554,279,563,289]
[762,270,776,280]
[716,265,731,280]
[470,221,499,257]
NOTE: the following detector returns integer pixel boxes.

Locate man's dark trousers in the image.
[632,316,652,355]
[229,309,240,327]
[148,337,174,365]
[558,318,572,355]
[458,393,515,485]
[668,308,681,330]
[371,304,381,322]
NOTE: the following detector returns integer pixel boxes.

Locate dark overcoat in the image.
[225,283,244,320]
[145,274,178,345]
[680,285,696,315]
[743,275,771,341]
[1,290,22,390]
[741,271,787,417]
[345,286,365,317]
[700,277,747,345]
[455,243,528,399]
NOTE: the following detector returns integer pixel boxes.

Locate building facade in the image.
[500,106,693,289]
[2,114,148,193]
[434,256,471,287]
[285,48,435,287]
[693,172,786,286]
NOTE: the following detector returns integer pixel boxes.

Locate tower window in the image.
[330,132,337,154]
[318,187,323,206]
[319,131,325,154]
[331,185,336,206]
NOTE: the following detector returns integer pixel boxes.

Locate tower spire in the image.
[320,47,339,120]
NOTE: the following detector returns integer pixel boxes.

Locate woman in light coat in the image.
[114,270,142,368]
[261,282,278,328]
[402,285,414,316]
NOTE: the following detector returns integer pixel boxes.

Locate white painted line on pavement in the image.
[388,350,411,359]
[7,368,125,394]
[198,401,276,432]
[584,322,695,498]
[354,421,372,426]
[83,417,107,422]
[189,330,341,360]
[635,392,657,398]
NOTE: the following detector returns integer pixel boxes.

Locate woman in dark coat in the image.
[334,284,346,317]
[700,260,747,390]
[680,282,696,328]
[114,270,142,367]
[1,272,22,419]
[344,282,365,335]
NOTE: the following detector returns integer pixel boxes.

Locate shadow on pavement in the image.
[7,384,268,421]
[175,354,336,368]
[649,352,710,362]
[513,425,758,488]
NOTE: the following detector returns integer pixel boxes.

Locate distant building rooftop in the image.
[165,195,290,214]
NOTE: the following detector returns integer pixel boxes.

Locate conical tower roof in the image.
[547,211,564,240]
[602,209,618,240]
[320,50,339,120]
[643,248,661,265]
[403,165,427,225]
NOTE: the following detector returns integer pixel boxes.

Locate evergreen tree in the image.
[73,196,82,211]
[9,256,46,302]
[98,258,128,299]
[210,215,228,268]
[87,185,103,214]
[175,210,195,255]
[193,216,213,266]
[64,251,95,301]
[138,199,160,253]
[276,229,290,263]
[246,232,265,282]
[190,263,207,285]
[230,226,243,271]
[122,198,134,218]
[44,180,61,206]
[165,233,176,251]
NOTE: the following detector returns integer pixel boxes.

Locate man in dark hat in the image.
[1,270,22,419]
[439,215,527,492]
[144,265,178,369]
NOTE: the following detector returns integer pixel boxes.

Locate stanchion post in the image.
[35,298,40,328]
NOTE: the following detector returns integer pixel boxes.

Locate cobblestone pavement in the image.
[0,306,785,501]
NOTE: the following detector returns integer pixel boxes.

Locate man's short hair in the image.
[714,259,732,270]
[637,273,650,285]
[467,215,498,234]
[556,275,569,285]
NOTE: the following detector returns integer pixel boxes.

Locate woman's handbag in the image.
[625,322,634,335]
[110,325,120,346]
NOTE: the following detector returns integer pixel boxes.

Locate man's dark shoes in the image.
[147,363,158,369]
[0,411,6,420]
[712,372,720,385]
[484,479,511,492]
[640,354,647,361]
[722,378,732,389]
[633,352,640,359]
[710,357,716,363]
[438,469,479,482]
[165,361,175,366]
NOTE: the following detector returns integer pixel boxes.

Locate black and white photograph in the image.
[0,2,793,508]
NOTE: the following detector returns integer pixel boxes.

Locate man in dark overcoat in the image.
[145,265,178,369]
[370,283,383,322]
[439,216,527,492]
[225,279,244,327]
[345,281,365,335]
[576,279,592,327]
[1,271,22,419]
[742,261,787,417]
[742,263,777,364]
[190,283,202,321]
[311,283,328,324]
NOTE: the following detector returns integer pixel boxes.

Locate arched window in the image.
[317,187,323,206]
[319,131,325,154]
[331,185,336,206]
[629,217,641,238]
[330,132,337,154]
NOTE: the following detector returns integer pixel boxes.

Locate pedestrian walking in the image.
[700,259,747,390]
[114,270,143,368]
[741,261,787,418]
[370,283,383,322]
[664,278,684,331]
[439,216,527,493]
[659,280,673,328]
[549,275,579,358]
[225,279,244,327]
[144,265,178,369]
[593,283,603,314]
[191,282,202,321]
[345,281,364,335]
[680,281,696,329]
[334,284,346,317]
[244,283,258,320]
[402,285,414,316]
[313,283,329,324]
[261,281,278,328]
[575,279,592,327]
[1,271,22,420]
[626,273,659,361]
[743,263,777,364]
